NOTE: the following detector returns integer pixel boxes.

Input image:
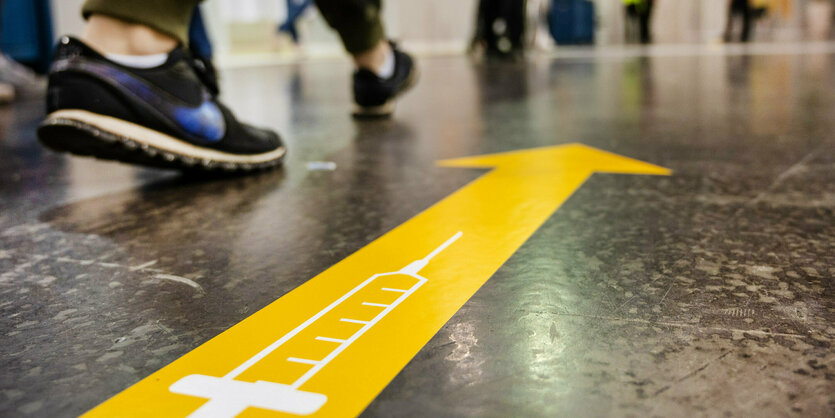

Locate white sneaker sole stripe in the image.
[44,109,286,164]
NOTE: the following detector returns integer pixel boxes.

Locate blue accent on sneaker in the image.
[51,59,225,144]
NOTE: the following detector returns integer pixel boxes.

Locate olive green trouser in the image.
[82,0,384,54]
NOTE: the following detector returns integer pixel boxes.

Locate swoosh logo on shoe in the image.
[53,59,225,144]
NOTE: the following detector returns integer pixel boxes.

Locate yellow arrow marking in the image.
[83,144,670,417]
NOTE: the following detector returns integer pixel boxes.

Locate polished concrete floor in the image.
[1,47,834,417]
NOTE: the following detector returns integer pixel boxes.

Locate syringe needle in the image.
[424,231,464,262]
[400,231,463,275]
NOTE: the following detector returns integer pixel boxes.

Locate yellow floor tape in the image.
[84,144,670,417]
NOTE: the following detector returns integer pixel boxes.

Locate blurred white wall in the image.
[383,0,479,52]
[51,0,86,38]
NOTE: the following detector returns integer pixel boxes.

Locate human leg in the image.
[740,0,753,42]
[639,0,653,44]
[0,0,9,104]
[723,0,735,42]
[313,0,418,118]
[37,0,286,172]
[279,0,314,43]
[82,0,199,47]
[81,14,179,56]
[625,4,638,43]
[313,0,385,56]
[0,0,47,99]
[314,0,391,73]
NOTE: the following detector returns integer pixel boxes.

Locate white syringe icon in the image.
[170,231,463,417]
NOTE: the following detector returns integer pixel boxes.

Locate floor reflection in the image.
[1,50,833,417]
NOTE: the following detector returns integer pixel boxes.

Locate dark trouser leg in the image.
[279,0,314,41]
[313,0,385,54]
[503,0,525,51]
[740,2,753,42]
[82,0,201,44]
[639,1,653,44]
[626,5,638,43]
[724,1,734,41]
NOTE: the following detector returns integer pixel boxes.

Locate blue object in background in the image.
[279,0,314,43]
[189,8,213,61]
[549,0,595,45]
[0,0,54,73]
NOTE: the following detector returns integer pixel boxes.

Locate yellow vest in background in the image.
[755,0,795,18]
[622,0,650,10]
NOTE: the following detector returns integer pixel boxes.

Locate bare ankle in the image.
[82,15,177,55]
[353,41,391,73]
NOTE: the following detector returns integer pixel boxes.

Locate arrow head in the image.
[438,144,671,176]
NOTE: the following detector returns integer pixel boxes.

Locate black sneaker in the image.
[352,42,418,118]
[37,37,285,172]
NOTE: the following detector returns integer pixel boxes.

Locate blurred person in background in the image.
[724,0,755,42]
[0,69,12,104]
[471,0,526,59]
[0,81,12,105]
[624,0,654,44]
[36,0,417,173]
[0,51,47,100]
[278,0,314,44]
[0,0,47,104]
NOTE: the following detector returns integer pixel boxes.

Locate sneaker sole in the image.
[352,64,420,119]
[37,109,286,172]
